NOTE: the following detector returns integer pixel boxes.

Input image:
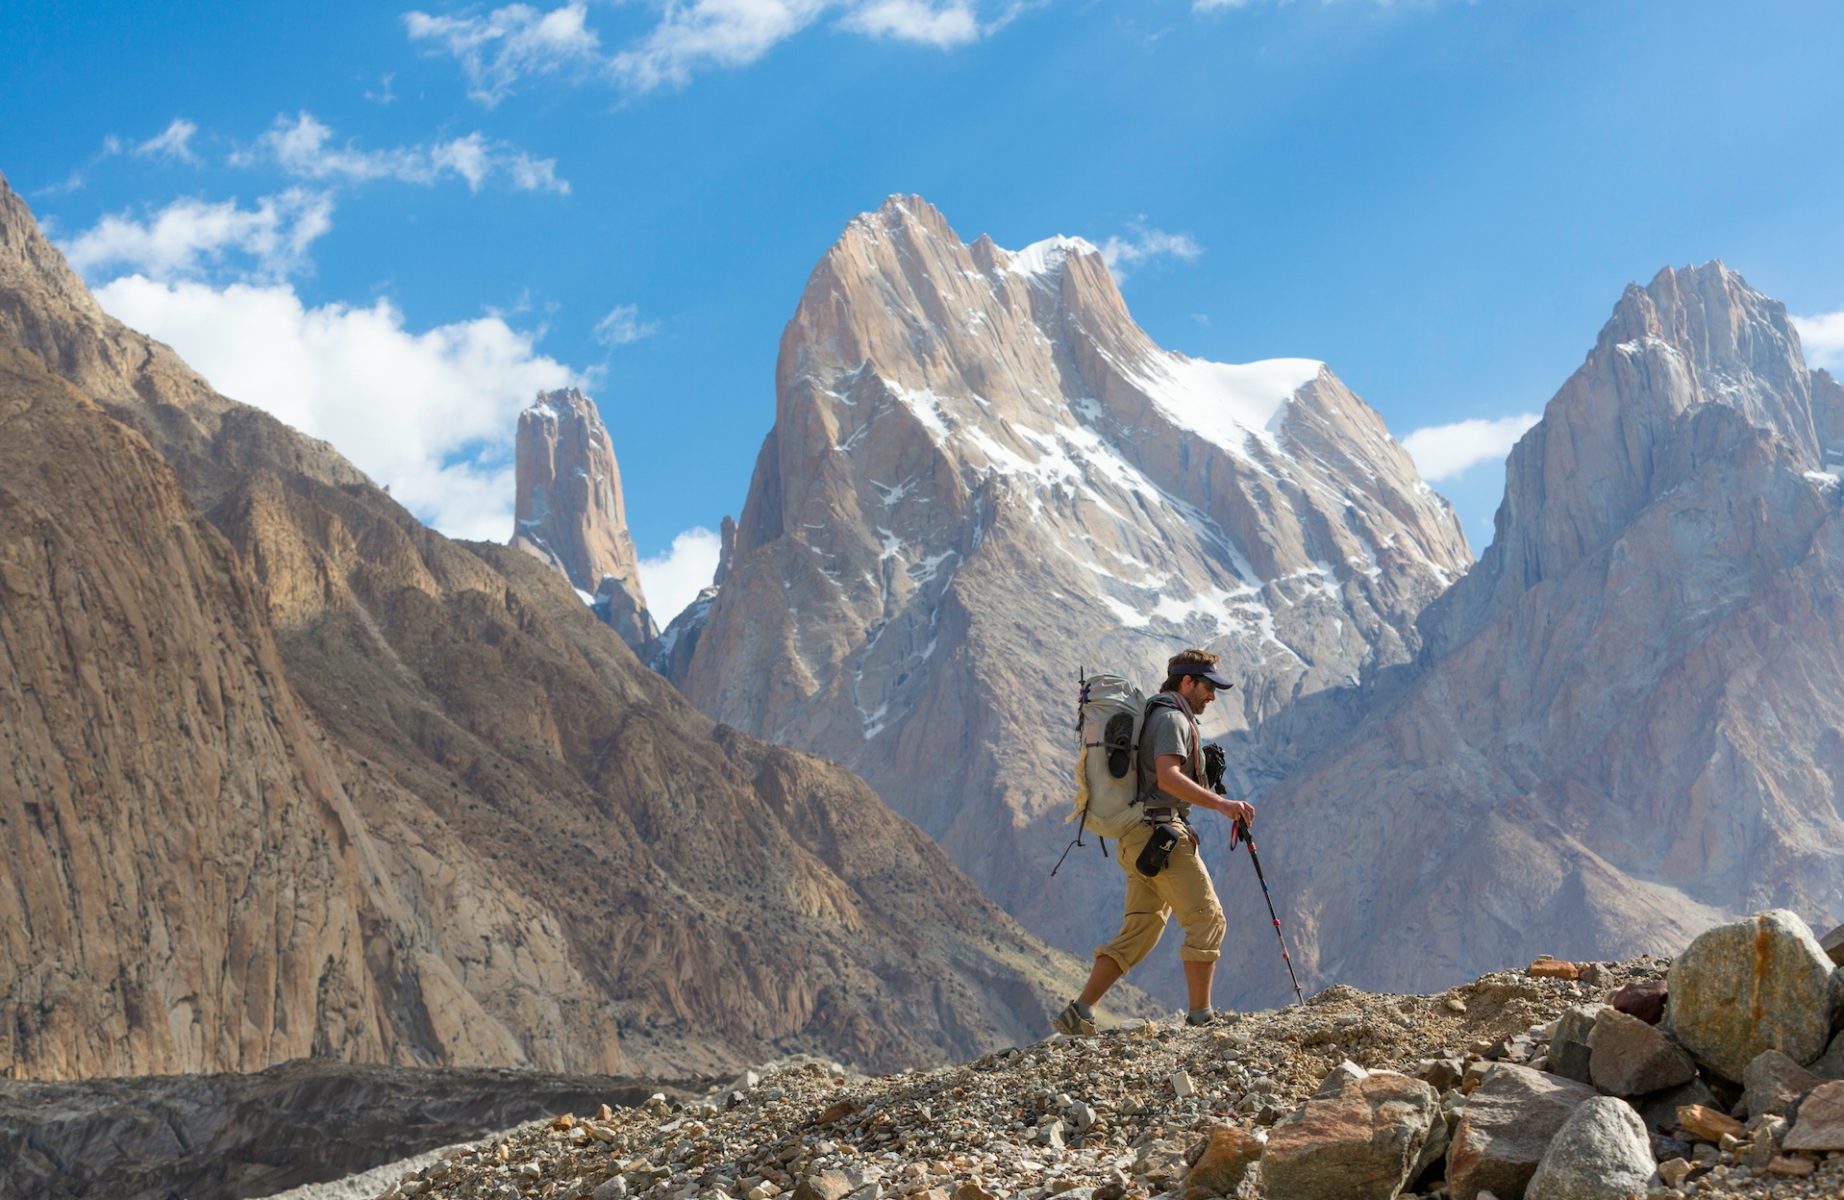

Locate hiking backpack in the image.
[1069,671,1151,841]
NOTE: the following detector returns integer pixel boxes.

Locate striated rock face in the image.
[511,387,656,647]
[669,196,1470,973]
[1219,263,1844,1005]
[0,171,1102,1081]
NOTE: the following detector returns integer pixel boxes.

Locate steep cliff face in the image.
[1218,264,1844,1005]
[511,387,656,648]
[671,197,1472,970]
[0,172,1103,1081]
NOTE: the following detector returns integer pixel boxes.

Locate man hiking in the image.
[1054,649,1256,1034]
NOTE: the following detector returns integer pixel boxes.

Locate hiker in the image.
[1054,649,1255,1034]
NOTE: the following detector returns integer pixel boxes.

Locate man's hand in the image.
[1216,797,1255,824]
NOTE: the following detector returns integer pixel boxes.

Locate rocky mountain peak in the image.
[675,196,1471,976]
[511,386,656,648]
[1425,260,1841,653]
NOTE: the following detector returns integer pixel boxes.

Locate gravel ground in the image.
[347,959,1843,1200]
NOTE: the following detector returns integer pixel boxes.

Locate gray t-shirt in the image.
[1136,695,1202,818]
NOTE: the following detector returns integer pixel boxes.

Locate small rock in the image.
[1587,1008,1697,1096]
[1527,957,1581,981]
[951,1186,998,1200]
[1446,997,1469,1014]
[1766,1154,1816,1176]
[816,1101,860,1126]
[794,1172,854,1200]
[1742,1049,1822,1119]
[1132,1138,1191,1186]
[1610,980,1668,1026]
[1782,1079,1844,1151]
[1676,1104,1744,1143]
[1656,1158,1693,1189]
[1316,1060,1369,1097]
[1170,1070,1197,1099]
[1636,1079,1716,1135]
[553,1114,577,1131]
[1526,1096,1654,1200]
[1181,1124,1263,1195]
[1548,1005,1605,1086]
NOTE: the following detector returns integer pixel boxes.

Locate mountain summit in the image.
[511,386,656,647]
[1218,262,1844,1003]
[667,196,1472,968]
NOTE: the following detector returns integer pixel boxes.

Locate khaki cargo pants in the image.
[1096,820,1226,972]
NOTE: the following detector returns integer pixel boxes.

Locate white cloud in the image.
[134,118,202,164]
[594,303,661,346]
[410,0,1017,99]
[838,1,981,47]
[613,0,830,92]
[1793,310,1844,373]
[405,2,604,107]
[639,527,724,626]
[1098,222,1203,282]
[58,189,335,282]
[92,275,578,541]
[235,112,569,195]
[1400,413,1541,482]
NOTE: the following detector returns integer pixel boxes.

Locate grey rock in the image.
[1635,1079,1716,1135]
[1549,1005,1606,1086]
[1742,1050,1822,1119]
[1447,1063,1597,1200]
[1587,1008,1696,1097]
[1666,910,1844,1080]
[1783,1079,1844,1152]
[1263,1070,1440,1200]
[1809,1029,1844,1080]
[1527,1096,1655,1200]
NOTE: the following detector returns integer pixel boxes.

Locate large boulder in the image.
[1587,1008,1696,1097]
[1263,1066,1440,1200]
[1447,1064,1597,1200]
[1743,1050,1823,1119]
[1666,910,1844,1081]
[1183,1124,1264,1195]
[1526,1096,1656,1200]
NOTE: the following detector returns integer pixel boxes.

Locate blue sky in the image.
[7,0,1844,621]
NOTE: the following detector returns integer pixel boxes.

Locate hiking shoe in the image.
[1053,1001,1097,1038]
[1184,1008,1219,1027]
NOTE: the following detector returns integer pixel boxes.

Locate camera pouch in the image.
[1135,822,1180,877]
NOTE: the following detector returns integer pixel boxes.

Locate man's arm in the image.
[1156,755,1255,823]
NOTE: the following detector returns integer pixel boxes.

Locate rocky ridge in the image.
[669,196,1471,981]
[511,387,657,648]
[0,169,1112,1081]
[1217,263,1844,1007]
[354,911,1844,1200]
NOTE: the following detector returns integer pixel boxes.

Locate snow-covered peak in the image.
[1130,353,1325,450]
[1002,235,1102,283]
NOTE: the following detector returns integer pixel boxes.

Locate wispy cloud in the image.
[94,275,579,542]
[233,112,569,194]
[1793,309,1844,373]
[638,527,724,625]
[407,1,1020,101]
[58,189,335,283]
[1400,413,1541,482]
[594,303,661,346]
[836,1,982,48]
[133,118,202,164]
[1098,221,1203,282]
[405,2,604,107]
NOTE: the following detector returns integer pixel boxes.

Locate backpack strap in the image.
[1140,693,1204,798]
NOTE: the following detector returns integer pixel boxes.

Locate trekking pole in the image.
[1230,816,1306,1008]
[1204,745,1306,1008]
